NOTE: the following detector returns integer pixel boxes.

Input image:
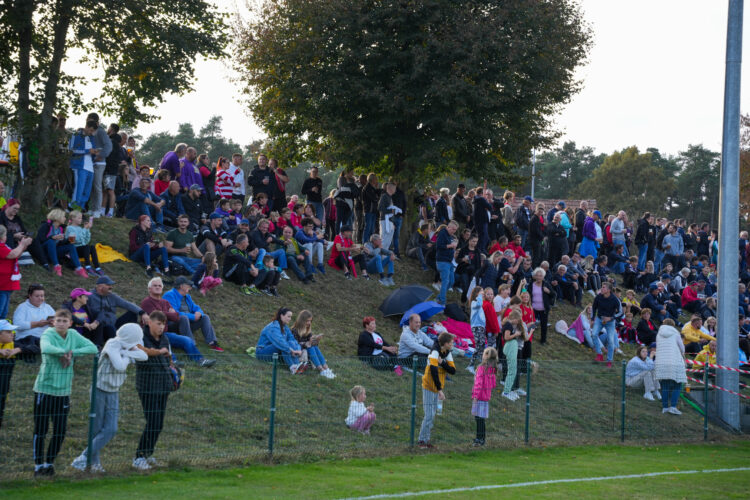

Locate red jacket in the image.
[482,300,500,334]
[681,284,699,307]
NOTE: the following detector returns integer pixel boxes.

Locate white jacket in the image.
[654,325,687,383]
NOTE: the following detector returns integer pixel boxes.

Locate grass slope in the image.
[0,218,732,480]
[3,441,750,499]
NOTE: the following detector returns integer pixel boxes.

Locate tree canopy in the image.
[232,0,591,185]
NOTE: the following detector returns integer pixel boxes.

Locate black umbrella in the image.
[379,285,434,316]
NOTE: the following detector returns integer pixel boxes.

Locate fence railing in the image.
[0,353,733,479]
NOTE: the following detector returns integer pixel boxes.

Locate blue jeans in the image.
[591,317,617,361]
[654,249,664,272]
[391,216,403,256]
[302,242,324,266]
[518,228,529,250]
[166,332,203,362]
[306,346,327,367]
[575,326,602,354]
[366,254,394,276]
[659,379,682,409]
[42,239,82,268]
[436,260,455,305]
[637,244,648,271]
[130,245,169,269]
[256,344,299,367]
[72,169,94,207]
[363,213,377,246]
[0,290,11,319]
[170,255,201,274]
[127,205,164,225]
[266,248,288,269]
[286,254,311,280]
[309,202,324,223]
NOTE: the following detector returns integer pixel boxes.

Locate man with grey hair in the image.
[397,313,433,370]
[363,234,396,286]
[160,143,188,181]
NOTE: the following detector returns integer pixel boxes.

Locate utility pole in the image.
[716,0,743,430]
[530,149,536,199]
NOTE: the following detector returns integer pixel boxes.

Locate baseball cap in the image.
[96,276,115,285]
[524,195,534,202]
[648,283,659,291]
[240,219,250,225]
[593,210,602,219]
[209,213,223,220]
[189,184,201,191]
[0,319,19,331]
[660,273,671,280]
[558,201,566,208]
[70,288,92,299]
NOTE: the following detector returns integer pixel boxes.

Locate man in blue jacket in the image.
[163,277,223,352]
[68,120,99,210]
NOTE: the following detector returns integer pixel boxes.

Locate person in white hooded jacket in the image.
[71,323,147,472]
[654,319,687,415]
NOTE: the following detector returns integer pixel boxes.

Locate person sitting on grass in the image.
[250,218,291,280]
[132,311,174,471]
[279,225,314,284]
[291,310,335,379]
[357,316,403,375]
[61,288,101,346]
[694,339,717,364]
[256,307,306,374]
[125,177,166,233]
[139,278,217,366]
[626,345,661,401]
[64,210,105,278]
[197,213,232,258]
[12,284,56,358]
[295,218,326,275]
[328,225,369,280]
[35,208,88,278]
[363,233,396,286]
[71,323,148,472]
[164,214,203,275]
[345,385,376,434]
[129,215,172,280]
[163,276,223,353]
[417,332,455,449]
[398,313,433,370]
[32,309,97,477]
[191,252,222,296]
[681,315,715,355]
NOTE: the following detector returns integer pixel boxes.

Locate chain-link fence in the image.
[0,353,731,479]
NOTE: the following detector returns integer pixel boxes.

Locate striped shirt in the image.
[215,169,234,199]
[421,348,455,393]
[33,328,97,396]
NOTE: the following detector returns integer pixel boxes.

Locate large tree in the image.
[516,141,605,199]
[232,0,591,187]
[0,0,227,208]
[672,144,720,225]
[573,147,675,215]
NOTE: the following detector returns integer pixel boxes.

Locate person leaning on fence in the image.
[32,309,97,477]
[471,346,498,447]
[654,319,688,416]
[417,332,455,449]
[0,319,22,429]
[71,323,147,473]
[345,385,376,434]
[256,307,307,374]
[357,316,403,376]
[626,345,661,402]
[397,313,433,371]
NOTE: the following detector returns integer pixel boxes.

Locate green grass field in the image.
[2,441,749,499]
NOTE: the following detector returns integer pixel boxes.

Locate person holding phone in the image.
[291,310,335,379]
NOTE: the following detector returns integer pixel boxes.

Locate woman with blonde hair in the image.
[291,310,336,379]
[35,208,87,277]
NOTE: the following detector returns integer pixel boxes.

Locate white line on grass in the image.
[340,467,750,499]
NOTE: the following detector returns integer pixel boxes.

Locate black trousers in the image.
[0,361,14,429]
[77,244,100,268]
[335,253,366,274]
[86,312,138,348]
[254,269,280,289]
[534,308,549,344]
[136,391,170,459]
[33,392,70,465]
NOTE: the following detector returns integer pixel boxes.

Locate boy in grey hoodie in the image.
[71,323,147,472]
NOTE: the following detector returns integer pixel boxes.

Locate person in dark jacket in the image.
[361,174,381,245]
[636,308,659,345]
[455,234,482,303]
[574,201,588,245]
[133,311,173,470]
[180,184,203,232]
[129,216,171,278]
[528,205,546,267]
[406,223,434,271]
[451,184,470,226]
[634,213,652,271]
[103,130,126,217]
[546,213,568,270]
[250,218,289,276]
[125,177,166,229]
[334,170,359,236]
[390,183,407,258]
[472,189,492,253]
[159,181,185,228]
[247,154,276,207]
[197,214,231,257]
[358,316,402,374]
[435,188,451,226]
[300,166,324,222]
[435,221,459,305]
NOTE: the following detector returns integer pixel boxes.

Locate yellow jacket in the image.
[694,345,717,364]
[681,324,714,345]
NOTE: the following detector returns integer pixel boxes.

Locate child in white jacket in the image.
[346,385,375,434]
[72,323,147,472]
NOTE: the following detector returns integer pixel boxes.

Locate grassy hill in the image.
[0,217,732,480]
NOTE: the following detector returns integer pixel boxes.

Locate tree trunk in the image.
[14,0,35,137]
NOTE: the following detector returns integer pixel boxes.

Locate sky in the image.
[70,0,750,157]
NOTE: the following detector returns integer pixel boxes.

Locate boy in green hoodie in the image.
[32,309,97,477]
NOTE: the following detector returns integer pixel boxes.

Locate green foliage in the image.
[232,0,591,183]
[516,141,605,198]
[672,144,720,224]
[573,147,675,215]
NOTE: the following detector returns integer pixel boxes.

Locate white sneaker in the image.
[432,283,441,291]
[653,391,662,400]
[90,463,106,473]
[499,380,505,386]
[588,290,596,297]
[320,369,335,379]
[326,241,334,251]
[71,453,87,471]
[290,364,300,374]
[466,365,476,374]
[616,348,624,356]
[643,392,655,401]
[662,408,669,414]
[502,392,518,401]
[668,407,682,415]
[146,456,159,466]
[132,457,151,470]
[514,388,527,397]
[280,271,291,280]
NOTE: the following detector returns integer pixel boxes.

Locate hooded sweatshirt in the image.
[97,323,148,392]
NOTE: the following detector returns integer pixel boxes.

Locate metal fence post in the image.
[86,354,99,468]
[410,355,417,448]
[620,360,626,442]
[703,366,709,441]
[268,353,278,456]
[524,358,531,444]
